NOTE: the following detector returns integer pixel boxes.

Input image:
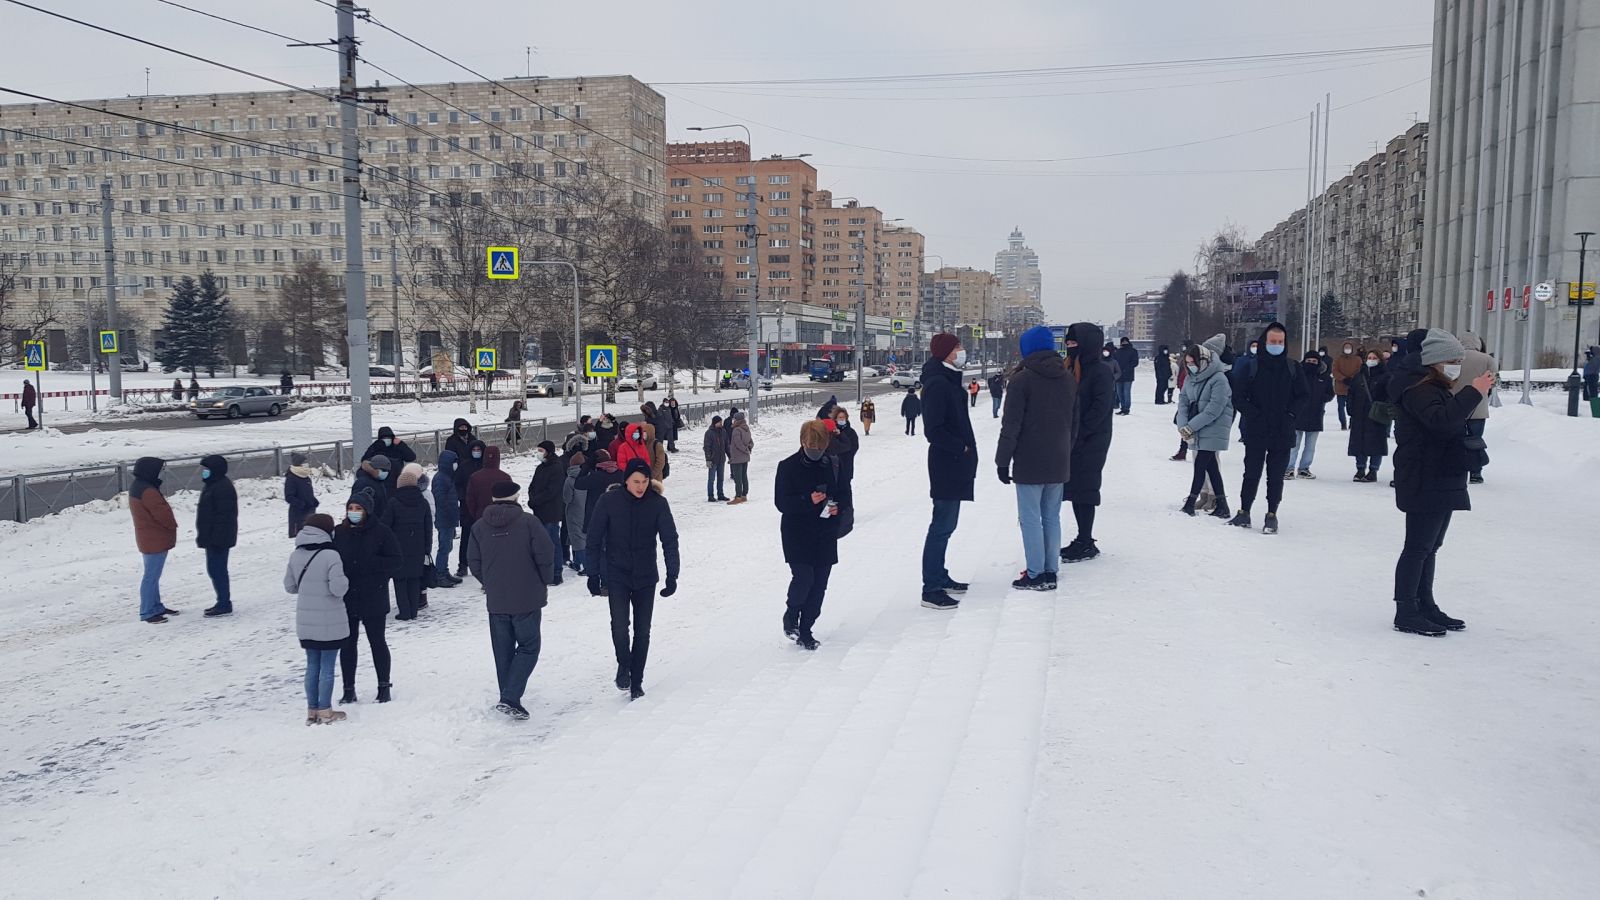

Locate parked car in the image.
[525,372,573,398]
[888,371,922,389]
[616,373,659,391]
[731,373,774,391]
[190,386,286,419]
[368,366,396,379]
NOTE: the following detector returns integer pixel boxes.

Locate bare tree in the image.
[0,252,57,362]
[276,257,343,377]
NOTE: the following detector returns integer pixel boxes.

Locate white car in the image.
[888,372,922,389]
[616,374,659,391]
[525,372,572,398]
[731,373,774,391]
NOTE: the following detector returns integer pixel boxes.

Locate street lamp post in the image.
[1567,231,1594,417]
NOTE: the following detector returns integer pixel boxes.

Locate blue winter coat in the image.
[431,450,462,530]
[1176,360,1235,452]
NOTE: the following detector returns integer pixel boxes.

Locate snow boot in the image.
[340,686,357,704]
[417,593,428,610]
[1262,513,1279,535]
[1353,470,1367,482]
[796,634,820,651]
[920,591,959,611]
[454,565,467,579]
[1227,510,1252,529]
[615,664,630,691]
[1393,600,1447,637]
[1063,539,1101,563]
[306,708,319,726]
[1418,599,1466,631]
[1365,472,1381,483]
[376,683,392,703]
[1180,495,1198,517]
[1169,449,1188,462]
[782,609,800,642]
[629,684,646,700]
[317,708,347,724]
[1209,497,1232,520]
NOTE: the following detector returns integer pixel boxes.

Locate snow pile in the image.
[1,400,1595,899]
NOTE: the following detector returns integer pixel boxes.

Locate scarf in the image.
[289,465,314,478]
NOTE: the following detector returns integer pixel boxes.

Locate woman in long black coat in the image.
[1346,349,1391,482]
[379,465,432,621]
[334,489,403,702]
[775,421,842,650]
[1062,323,1115,561]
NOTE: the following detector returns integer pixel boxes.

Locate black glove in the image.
[661,577,677,598]
[587,575,602,596]
[997,465,1012,485]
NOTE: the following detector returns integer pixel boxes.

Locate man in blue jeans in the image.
[919,333,979,610]
[195,454,238,617]
[996,325,1077,590]
[469,480,555,720]
[1113,337,1140,415]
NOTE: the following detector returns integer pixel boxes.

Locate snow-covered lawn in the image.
[1,396,1595,899]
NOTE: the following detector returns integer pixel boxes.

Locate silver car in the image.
[190,386,286,419]
[888,372,922,389]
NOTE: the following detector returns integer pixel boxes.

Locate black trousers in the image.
[24,406,37,428]
[341,608,392,689]
[458,512,475,570]
[1188,449,1224,497]
[608,583,656,685]
[1239,442,1291,513]
[905,415,917,435]
[1394,510,1452,604]
[1072,502,1095,541]
[394,576,421,620]
[785,562,833,637]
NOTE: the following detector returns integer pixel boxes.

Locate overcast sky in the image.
[5,0,1433,325]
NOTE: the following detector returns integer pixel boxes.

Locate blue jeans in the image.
[1014,482,1063,577]
[571,547,587,575]
[921,499,962,595]
[205,546,231,610]
[1116,381,1132,412]
[1288,431,1319,473]
[304,647,339,710]
[489,610,542,706]
[991,395,1002,418]
[707,462,725,499]
[436,527,454,575]
[1465,418,1486,476]
[543,522,564,584]
[1356,455,1383,474]
[139,551,168,620]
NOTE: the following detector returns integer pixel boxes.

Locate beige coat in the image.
[1452,331,1496,420]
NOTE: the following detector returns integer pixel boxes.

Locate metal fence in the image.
[2,387,846,523]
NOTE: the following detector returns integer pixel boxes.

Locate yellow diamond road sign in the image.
[487,246,519,280]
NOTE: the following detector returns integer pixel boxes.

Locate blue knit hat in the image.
[1019,325,1055,357]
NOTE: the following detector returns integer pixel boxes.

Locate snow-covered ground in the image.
[2,396,1596,899]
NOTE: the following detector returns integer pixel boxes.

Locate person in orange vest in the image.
[967,379,980,408]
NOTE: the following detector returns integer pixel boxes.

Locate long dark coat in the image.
[919,358,977,502]
[1063,323,1115,506]
[774,448,841,567]
[1346,363,1392,459]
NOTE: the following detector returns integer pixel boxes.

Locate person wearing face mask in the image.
[564,415,596,457]
[919,333,978,611]
[703,415,730,503]
[587,459,680,699]
[1331,341,1362,430]
[1101,343,1122,383]
[825,406,860,528]
[1153,344,1172,406]
[380,463,433,621]
[334,489,402,703]
[285,513,349,725]
[1286,352,1333,480]
[1228,323,1305,533]
[1451,331,1496,485]
[446,419,477,481]
[361,426,416,466]
[352,454,392,521]
[612,422,651,470]
[431,450,465,586]
[1113,337,1139,415]
[452,440,487,577]
[593,414,619,456]
[129,456,181,623]
[1175,335,1235,519]
[469,480,555,720]
[284,451,319,539]
[726,411,755,503]
[528,441,567,585]
[775,421,844,649]
[1346,349,1391,482]
[996,325,1076,590]
[1388,328,1494,637]
[195,454,239,617]
[1062,322,1115,563]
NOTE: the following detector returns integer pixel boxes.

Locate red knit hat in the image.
[930,332,960,361]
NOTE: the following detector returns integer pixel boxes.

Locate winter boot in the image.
[1418,599,1466,631]
[782,609,800,642]
[306,708,319,726]
[615,664,630,691]
[1063,539,1101,563]
[454,564,467,579]
[1393,600,1447,637]
[1169,449,1188,462]
[1262,513,1279,535]
[1209,497,1232,520]
[317,708,347,724]
[1353,470,1367,482]
[796,634,820,651]
[1180,495,1198,517]
[1227,510,1252,528]
[1366,472,1381,484]
[376,683,392,703]
[340,686,358,704]
[417,592,428,610]
[629,684,646,700]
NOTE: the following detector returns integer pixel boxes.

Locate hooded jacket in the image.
[195,454,239,549]
[1176,353,1235,452]
[431,450,462,530]
[901,390,922,418]
[1064,322,1116,505]
[529,451,567,524]
[1451,331,1496,420]
[703,422,729,466]
[644,422,668,481]
[774,447,841,567]
[826,419,860,508]
[333,494,403,616]
[465,444,512,521]
[613,423,652,470]
[468,499,554,614]
[1331,343,1363,396]
[727,418,754,464]
[22,380,36,407]
[129,456,179,554]
[1293,359,1334,433]
[351,461,391,521]
[1392,353,1483,514]
[576,459,625,522]
[1346,359,1391,459]
[1584,347,1600,380]
[361,426,417,465]
[995,349,1077,485]
[1113,342,1140,383]
[586,480,680,589]
[379,482,434,578]
[1153,347,1173,384]
[1234,324,1307,449]
[284,464,318,538]
[920,356,978,501]
[455,439,487,502]
[443,419,476,469]
[285,524,350,646]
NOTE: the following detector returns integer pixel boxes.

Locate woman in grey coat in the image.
[563,452,589,576]
[287,515,351,724]
[1175,335,1235,519]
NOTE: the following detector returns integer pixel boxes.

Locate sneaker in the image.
[202,605,233,617]
[782,609,800,642]
[503,702,531,720]
[921,591,959,610]
[1284,469,1296,480]
[1062,539,1100,563]
[1469,474,1484,485]
[716,496,730,502]
[1042,571,1058,587]
[1010,573,1055,592]
[1227,510,1252,529]
[707,497,720,503]
[1298,469,1315,480]
[943,579,969,595]
[1262,513,1279,535]
[144,614,169,624]
[494,701,514,716]
[1353,470,1367,482]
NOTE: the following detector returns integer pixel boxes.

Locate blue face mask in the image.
[1265,344,1285,356]
[348,510,365,524]
[377,470,388,481]
[383,438,392,446]
[201,469,211,480]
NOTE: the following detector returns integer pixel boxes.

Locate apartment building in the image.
[994,226,1043,309]
[1256,122,1429,341]
[918,266,997,333]
[0,75,666,363]
[1123,290,1163,348]
[815,190,891,316]
[664,140,816,304]
[880,223,925,323]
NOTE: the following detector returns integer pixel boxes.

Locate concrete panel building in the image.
[1123,290,1164,350]
[994,227,1043,309]
[1420,0,1600,367]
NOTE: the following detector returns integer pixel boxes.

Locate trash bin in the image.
[1590,396,1599,418]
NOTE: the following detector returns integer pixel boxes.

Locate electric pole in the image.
[100,179,122,401]
[336,0,372,451]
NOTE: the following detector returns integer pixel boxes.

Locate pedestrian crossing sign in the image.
[99,330,119,354]
[586,344,618,378]
[475,348,497,372]
[487,246,519,280]
[892,319,906,334]
[23,340,46,371]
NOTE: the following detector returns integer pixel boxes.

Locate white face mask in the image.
[1343,347,1353,355]
[1442,364,1463,381]
[1365,359,1379,368]
[952,350,967,367]
[535,450,547,463]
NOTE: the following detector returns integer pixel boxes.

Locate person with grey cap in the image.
[1451,331,1496,485]
[284,451,319,538]
[1388,328,1495,637]
[352,453,392,520]
[1175,335,1235,519]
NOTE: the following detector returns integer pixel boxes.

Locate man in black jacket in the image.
[444,418,476,465]
[1113,337,1139,414]
[527,441,567,585]
[986,371,1005,418]
[1153,345,1173,405]
[1230,321,1307,534]
[195,454,238,617]
[469,480,554,720]
[1062,323,1116,562]
[919,333,977,610]
[586,459,680,700]
[996,326,1077,591]
[361,426,417,465]
[776,420,844,650]
[352,454,392,520]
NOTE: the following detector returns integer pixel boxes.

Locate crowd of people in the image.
[117,321,1506,726]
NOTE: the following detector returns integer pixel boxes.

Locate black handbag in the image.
[423,561,439,589]
[1460,434,1490,469]
[1368,400,1398,425]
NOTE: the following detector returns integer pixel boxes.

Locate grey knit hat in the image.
[1420,329,1465,367]
[1199,333,1227,360]
[289,451,308,466]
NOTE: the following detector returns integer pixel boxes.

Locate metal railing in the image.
[2,386,854,523]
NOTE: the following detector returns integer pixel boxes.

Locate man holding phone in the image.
[775,420,843,650]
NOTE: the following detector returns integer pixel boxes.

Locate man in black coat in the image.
[444,419,476,465]
[776,421,843,649]
[900,387,922,435]
[334,489,403,703]
[919,333,977,610]
[196,453,239,617]
[362,426,416,465]
[986,371,1005,418]
[352,454,392,520]
[1153,345,1173,405]
[527,441,567,585]
[1113,337,1139,414]
[380,463,433,620]
[996,325,1077,590]
[280,371,293,396]
[1062,322,1116,562]
[586,459,680,700]
[468,480,554,719]
[1230,321,1307,534]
